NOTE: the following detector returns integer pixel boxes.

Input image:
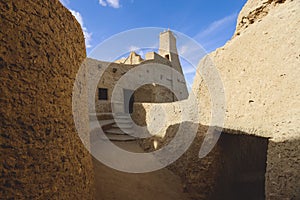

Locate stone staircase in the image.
[105,113,136,141]
[90,113,137,142]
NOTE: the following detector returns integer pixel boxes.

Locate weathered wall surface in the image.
[193,0,299,139]
[193,0,300,198]
[87,57,187,115]
[0,0,94,199]
[85,58,135,114]
[133,0,300,198]
[138,122,269,200]
[134,84,176,103]
[132,101,195,137]
[115,51,144,64]
[266,139,300,199]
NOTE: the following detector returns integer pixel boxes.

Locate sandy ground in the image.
[93,141,190,200]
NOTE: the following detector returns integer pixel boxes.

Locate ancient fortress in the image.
[88,30,188,116]
[1,0,299,199]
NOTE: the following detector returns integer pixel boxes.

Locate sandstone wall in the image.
[132,101,194,137]
[266,139,300,199]
[85,58,135,114]
[0,0,94,199]
[134,84,177,103]
[137,122,269,200]
[193,0,300,198]
[193,0,299,139]
[133,0,299,198]
[87,57,186,115]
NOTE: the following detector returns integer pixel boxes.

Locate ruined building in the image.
[87,30,188,116]
[1,0,299,199]
[135,0,300,199]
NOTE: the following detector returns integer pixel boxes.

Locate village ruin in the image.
[1,0,299,199]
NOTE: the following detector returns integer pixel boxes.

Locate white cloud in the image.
[179,45,188,55]
[183,66,196,75]
[192,12,238,52]
[195,13,238,40]
[69,10,93,48]
[128,45,140,52]
[99,0,120,8]
[127,46,145,58]
[59,0,70,6]
[137,50,144,58]
[178,42,206,69]
[99,0,107,6]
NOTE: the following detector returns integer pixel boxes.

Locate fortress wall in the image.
[136,120,269,200]
[192,0,300,198]
[144,52,171,65]
[85,58,135,114]
[193,0,299,139]
[133,103,269,199]
[0,0,94,199]
[133,0,300,198]
[266,139,300,199]
[87,57,185,115]
[132,102,189,138]
[140,59,189,101]
[134,84,177,103]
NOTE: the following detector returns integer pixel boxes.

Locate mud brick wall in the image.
[266,139,300,199]
[0,0,94,199]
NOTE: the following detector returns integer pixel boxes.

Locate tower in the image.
[158,30,183,74]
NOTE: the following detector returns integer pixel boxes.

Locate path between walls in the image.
[93,141,191,200]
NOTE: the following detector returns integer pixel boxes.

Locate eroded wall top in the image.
[193,0,299,141]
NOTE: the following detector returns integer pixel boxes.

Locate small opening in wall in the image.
[98,88,108,100]
[165,54,170,60]
[211,133,268,200]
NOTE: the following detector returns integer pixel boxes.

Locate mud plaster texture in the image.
[86,57,182,115]
[135,0,300,199]
[192,0,300,198]
[138,123,269,200]
[0,0,94,199]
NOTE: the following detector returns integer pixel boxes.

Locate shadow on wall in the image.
[131,103,147,126]
[138,122,269,200]
[134,84,178,103]
[129,100,269,199]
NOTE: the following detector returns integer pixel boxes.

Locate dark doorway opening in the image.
[212,133,269,200]
[123,89,134,114]
[165,54,170,60]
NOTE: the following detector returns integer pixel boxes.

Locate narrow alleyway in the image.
[93,140,190,200]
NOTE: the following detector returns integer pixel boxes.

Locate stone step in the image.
[99,119,115,126]
[105,128,134,135]
[114,116,131,120]
[114,119,132,125]
[114,114,131,120]
[90,133,137,142]
[89,113,113,121]
[114,112,130,116]
[89,120,115,130]
[112,123,133,129]
[106,134,137,142]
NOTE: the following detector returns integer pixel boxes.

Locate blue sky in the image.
[60,0,247,88]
